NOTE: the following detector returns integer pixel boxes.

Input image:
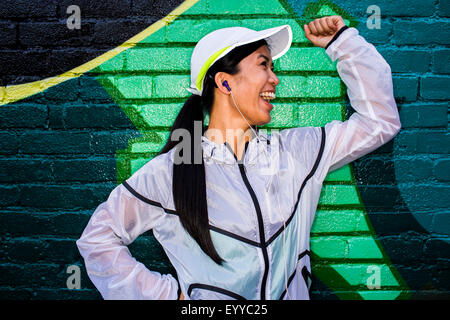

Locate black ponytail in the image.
[158,39,269,265]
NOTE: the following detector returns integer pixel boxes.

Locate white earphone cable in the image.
[229,90,291,299]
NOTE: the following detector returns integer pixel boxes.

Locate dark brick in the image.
[394,158,434,182]
[47,48,105,75]
[420,76,450,100]
[0,287,34,299]
[396,185,450,211]
[48,105,65,129]
[396,130,450,154]
[438,0,450,17]
[19,184,113,210]
[79,76,117,103]
[27,288,102,300]
[0,50,51,76]
[353,156,396,185]
[433,260,450,290]
[377,235,424,263]
[393,77,418,102]
[0,211,91,237]
[131,0,184,16]
[358,19,392,45]
[424,238,450,260]
[398,103,448,128]
[434,159,450,182]
[20,131,91,155]
[0,185,20,207]
[92,19,154,45]
[0,104,47,129]
[302,0,435,17]
[0,158,53,182]
[0,23,16,46]
[90,130,141,154]
[0,132,19,155]
[51,158,116,182]
[432,212,450,235]
[394,265,437,290]
[0,0,57,19]
[367,212,432,235]
[18,22,93,47]
[380,49,430,73]
[57,0,131,18]
[393,20,450,45]
[432,49,450,74]
[0,263,61,288]
[42,78,79,102]
[355,185,404,211]
[64,104,135,129]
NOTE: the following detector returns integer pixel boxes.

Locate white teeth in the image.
[259,92,276,100]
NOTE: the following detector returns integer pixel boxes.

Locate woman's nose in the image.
[270,70,280,86]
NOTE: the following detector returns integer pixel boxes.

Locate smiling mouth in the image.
[259,91,276,101]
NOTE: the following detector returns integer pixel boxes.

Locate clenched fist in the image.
[304,15,347,48]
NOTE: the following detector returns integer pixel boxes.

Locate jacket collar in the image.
[201,130,272,166]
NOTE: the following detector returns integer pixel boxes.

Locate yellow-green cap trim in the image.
[196,46,231,92]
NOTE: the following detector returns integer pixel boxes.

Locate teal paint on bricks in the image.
[0,0,448,300]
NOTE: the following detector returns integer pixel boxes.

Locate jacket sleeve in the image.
[76,159,179,300]
[314,26,401,179]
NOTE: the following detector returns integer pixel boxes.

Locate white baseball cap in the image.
[187,24,293,96]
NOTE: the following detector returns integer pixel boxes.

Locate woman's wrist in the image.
[325,25,350,50]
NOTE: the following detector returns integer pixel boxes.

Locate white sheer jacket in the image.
[76,26,401,300]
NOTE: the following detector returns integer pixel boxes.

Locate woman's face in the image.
[227,45,280,126]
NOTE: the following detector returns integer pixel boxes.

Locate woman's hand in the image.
[304,15,347,48]
[179,292,184,300]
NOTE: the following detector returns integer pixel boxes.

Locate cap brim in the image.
[235,24,292,60]
[211,24,292,68]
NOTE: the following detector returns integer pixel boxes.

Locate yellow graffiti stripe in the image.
[0,0,199,106]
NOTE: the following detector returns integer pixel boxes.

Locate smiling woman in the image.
[76,15,402,300]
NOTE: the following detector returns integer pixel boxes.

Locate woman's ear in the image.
[214,72,231,95]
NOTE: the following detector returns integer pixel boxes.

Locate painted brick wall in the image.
[0,0,449,300]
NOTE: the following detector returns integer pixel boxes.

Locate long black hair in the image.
[158,39,268,265]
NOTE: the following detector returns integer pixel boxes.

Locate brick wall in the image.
[0,0,448,299]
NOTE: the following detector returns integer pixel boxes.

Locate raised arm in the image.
[76,160,179,300]
[306,16,401,174]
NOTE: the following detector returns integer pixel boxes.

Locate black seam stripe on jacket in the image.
[188,283,247,300]
[209,225,261,247]
[176,278,181,300]
[267,126,326,245]
[278,250,311,300]
[122,180,177,215]
[121,127,325,250]
[122,180,261,246]
[325,25,350,50]
[238,160,269,300]
[231,140,269,300]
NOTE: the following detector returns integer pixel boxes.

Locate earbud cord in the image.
[229,90,291,299]
[229,91,261,143]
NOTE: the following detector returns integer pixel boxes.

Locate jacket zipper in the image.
[225,140,270,300]
[238,162,269,300]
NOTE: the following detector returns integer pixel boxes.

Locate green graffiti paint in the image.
[91,0,410,299]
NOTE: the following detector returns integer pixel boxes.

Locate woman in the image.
[76,15,401,300]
